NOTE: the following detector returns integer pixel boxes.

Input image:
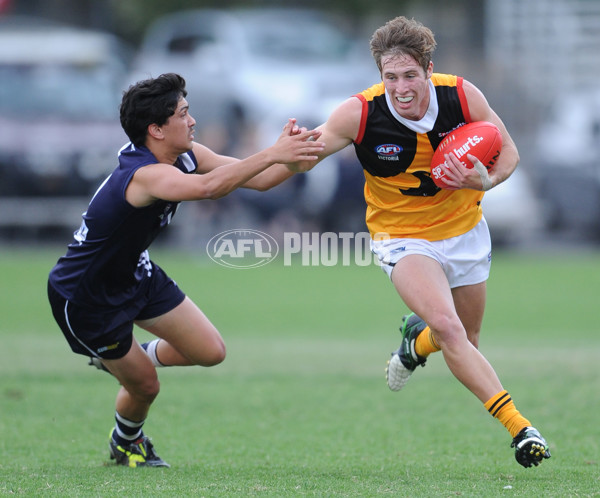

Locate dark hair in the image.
[370,16,436,74]
[119,73,188,147]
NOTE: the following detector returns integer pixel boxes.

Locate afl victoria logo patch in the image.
[375,143,402,161]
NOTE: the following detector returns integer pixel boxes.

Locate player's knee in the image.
[142,378,161,400]
[202,338,226,366]
[128,378,160,404]
[188,336,226,366]
[427,312,464,348]
[467,328,481,348]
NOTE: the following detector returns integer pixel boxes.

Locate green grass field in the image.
[1,248,599,496]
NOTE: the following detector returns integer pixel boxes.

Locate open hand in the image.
[271,119,325,164]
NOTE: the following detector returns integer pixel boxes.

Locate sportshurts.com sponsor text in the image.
[206,229,391,269]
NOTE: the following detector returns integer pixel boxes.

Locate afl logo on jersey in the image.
[375,144,402,161]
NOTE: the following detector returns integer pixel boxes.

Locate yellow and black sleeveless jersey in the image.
[353,73,484,241]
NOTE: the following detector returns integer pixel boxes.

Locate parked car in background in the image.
[482,168,544,246]
[0,16,132,237]
[126,8,377,234]
[126,8,544,245]
[127,8,377,150]
[533,89,600,241]
[0,16,131,199]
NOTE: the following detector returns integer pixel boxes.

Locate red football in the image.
[430,121,502,189]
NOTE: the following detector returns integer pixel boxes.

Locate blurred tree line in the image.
[10,0,479,45]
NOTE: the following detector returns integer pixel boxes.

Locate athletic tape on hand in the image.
[472,158,493,191]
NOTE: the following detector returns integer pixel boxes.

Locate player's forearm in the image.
[200,149,277,199]
[286,159,319,173]
[242,164,296,191]
[489,142,520,188]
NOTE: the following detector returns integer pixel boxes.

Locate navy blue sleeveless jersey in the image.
[48,143,197,308]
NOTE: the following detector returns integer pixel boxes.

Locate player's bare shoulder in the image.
[191,141,236,174]
[461,78,493,118]
[125,162,166,207]
[191,142,216,173]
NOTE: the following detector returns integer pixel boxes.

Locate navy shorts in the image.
[48,262,186,360]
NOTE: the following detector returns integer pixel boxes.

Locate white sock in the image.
[144,339,165,367]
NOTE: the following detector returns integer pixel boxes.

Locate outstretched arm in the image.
[286,96,363,173]
[240,119,318,191]
[125,120,325,206]
[191,119,319,191]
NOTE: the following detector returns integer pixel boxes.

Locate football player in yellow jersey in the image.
[288,16,550,468]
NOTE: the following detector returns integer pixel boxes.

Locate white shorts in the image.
[370,217,492,288]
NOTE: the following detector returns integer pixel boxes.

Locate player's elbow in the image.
[288,161,316,173]
[504,141,520,167]
[205,189,225,200]
[197,180,233,200]
[251,182,274,192]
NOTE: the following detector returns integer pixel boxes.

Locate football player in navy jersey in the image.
[48,73,324,467]
[286,17,550,468]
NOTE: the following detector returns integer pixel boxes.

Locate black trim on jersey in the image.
[353,84,467,181]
